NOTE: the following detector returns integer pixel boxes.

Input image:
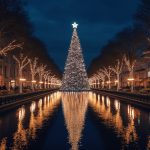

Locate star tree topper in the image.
[72,22,78,29]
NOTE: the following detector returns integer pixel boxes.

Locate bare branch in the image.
[0,40,23,56]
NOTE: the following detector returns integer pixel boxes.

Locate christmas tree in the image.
[61,22,90,91]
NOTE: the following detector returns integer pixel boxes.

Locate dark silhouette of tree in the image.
[135,0,150,36]
[88,27,145,77]
[0,0,61,79]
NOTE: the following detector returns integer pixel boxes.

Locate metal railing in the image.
[0,89,58,106]
[93,88,150,105]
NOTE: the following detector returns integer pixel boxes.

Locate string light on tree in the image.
[61,22,90,91]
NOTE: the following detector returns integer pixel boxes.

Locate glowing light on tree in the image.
[37,64,46,89]
[13,53,29,93]
[110,59,123,91]
[97,71,106,88]
[29,57,38,90]
[0,40,22,56]
[100,66,112,89]
[61,23,90,91]
[43,71,50,89]
[124,55,136,92]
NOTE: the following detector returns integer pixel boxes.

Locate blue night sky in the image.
[25,0,139,71]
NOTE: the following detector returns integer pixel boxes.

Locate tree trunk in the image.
[44,79,46,89]
[39,75,42,89]
[19,69,22,94]
[102,81,104,89]
[130,71,134,92]
[117,74,120,91]
[48,79,50,89]
[108,77,111,89]
[31,75,34,91]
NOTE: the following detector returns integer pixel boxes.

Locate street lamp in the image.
[19,78,26,81]
[32,80,36,83]
[127,78,135,81]
[127,78,135,92]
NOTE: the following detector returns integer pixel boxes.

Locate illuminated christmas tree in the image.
[61,22,90,91]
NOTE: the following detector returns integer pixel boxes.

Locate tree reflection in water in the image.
[89,92,150,149]
[62,92,88,150]
[0,92,61,150]
[0,92,149,150]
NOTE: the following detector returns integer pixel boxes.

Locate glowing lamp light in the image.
[148,71,150,77]
[115,80,118,83]
[106,81,111,84]
[32,80,36,83]
[11,80,15,83]
[127,78,134,81]
[19,78,26,81]
[39,81,43,84]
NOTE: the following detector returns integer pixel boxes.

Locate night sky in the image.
[25,0,139,70]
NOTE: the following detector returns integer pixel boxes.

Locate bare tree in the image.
[124,54,136,92]
[89,75,96,88]
[29,57,38,90]
[0,27,22,55]
[0,40,22,56]
[110,59,123,91]
[43,71,51,89]
[97,71,106,89]
[13,53,29,93]
[48,75,55,89]
[54,78,62,88]
[37,64,46,89]
[100,66,112,89]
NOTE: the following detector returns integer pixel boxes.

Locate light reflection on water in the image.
[89,92,150,149]
[0,91,149,150]
[0,92,61,150]
[62,92,88,150]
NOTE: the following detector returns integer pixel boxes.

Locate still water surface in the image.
[0,92,149,150]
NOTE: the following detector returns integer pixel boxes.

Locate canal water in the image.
[0,92,149,150]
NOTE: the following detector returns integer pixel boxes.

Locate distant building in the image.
[121,49,150,89]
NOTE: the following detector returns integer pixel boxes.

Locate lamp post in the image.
[127,78,134,92]
[19,78,26,93]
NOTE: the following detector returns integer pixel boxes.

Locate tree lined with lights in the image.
[97,72,106,88]
[13,53,30,93]
[43,71,50,88]
[61,23,90,91]
[124,54,136,92]
[0,40,22,56]
[37,64,46,89]
[29,57,38,90]
[100,66,112,89]
[110,59,123,91]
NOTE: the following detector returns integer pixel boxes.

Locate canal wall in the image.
[0,89,58,113]
[93,89,150,109]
